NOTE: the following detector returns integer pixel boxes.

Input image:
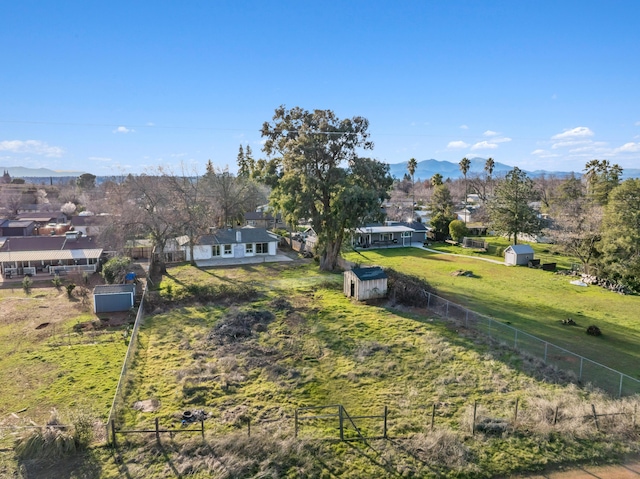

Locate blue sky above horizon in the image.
[1,1,639,175]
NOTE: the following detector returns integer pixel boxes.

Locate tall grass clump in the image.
[13,409,95,461]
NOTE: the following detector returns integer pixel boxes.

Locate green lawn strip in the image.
[343,248,640,380]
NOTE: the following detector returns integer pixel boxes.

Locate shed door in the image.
[95,293,133,313]
[350,281,355,297]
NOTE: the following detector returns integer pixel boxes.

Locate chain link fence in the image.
[105,287,147,440]
[423,290,640,397]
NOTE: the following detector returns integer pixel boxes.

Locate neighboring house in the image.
[0,219,36,237]
[394,221,429,243]
[504,244,535,266]
[15,212,66,225]
[244,211,285,229]
[344,266,388,301]
[0,233,102,278]
[70,215,108,236]
[352,224,415,248]
[180,228,278,262]
[93,284,136,313]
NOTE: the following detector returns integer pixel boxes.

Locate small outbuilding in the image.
[344,266,388,301]
[504,244,535,266]
[93,284,136,313]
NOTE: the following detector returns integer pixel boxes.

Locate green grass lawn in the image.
[343,247,640,382]
[0,286,129,444]
[101,262,638,478]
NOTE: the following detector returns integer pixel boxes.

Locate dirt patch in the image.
[132,399,161,412]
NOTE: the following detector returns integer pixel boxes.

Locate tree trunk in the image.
[319,241,341,271]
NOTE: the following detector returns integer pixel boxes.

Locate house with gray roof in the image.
[504,244,535,266]
[179,227,278,263]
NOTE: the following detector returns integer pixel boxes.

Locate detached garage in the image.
[93,284,136,313]
[344,267,388,301]
[504,244,535,266]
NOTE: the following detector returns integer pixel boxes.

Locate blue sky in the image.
[1,1,639,175]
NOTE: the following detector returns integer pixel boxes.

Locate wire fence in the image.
[423,290,640,397]
[105,286,147,439]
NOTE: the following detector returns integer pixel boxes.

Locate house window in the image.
[402,231,412,238]
[256,242,269,254]
[212,245,221,256]
[224,244,232,255]
[246,243,254,254]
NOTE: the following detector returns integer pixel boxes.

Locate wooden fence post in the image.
[472,401,477,436]
[155,417,160,443]
[514,398,519,424]
[201,419,205,440]
[339,405,344,441]
[111,420,117,447]
[383,406,388,439]
[591,404,600,432]
[247,418,251,437]
[553,406,559,425]
[431,404,436,430]
[294,409,299,438]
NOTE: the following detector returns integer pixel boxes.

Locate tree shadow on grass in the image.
[17,447,103,479]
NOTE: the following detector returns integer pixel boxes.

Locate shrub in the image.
[22,276,33,294]
[101,256,132,284]
[495,246,505,257]
[449,220,468,242]
[586,325,602,336]
[51,275,63,290]
[66,283,76,299]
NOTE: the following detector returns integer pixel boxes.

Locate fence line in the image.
[105,285,147,438]
[420,289,640,397]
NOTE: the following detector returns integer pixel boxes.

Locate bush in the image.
[449,220,468,242]
[495,246,505,257]
[586,325,602,336]
[22,276,33,294]
[101,256,132,284]
[66,283,76,299]
[51,275,63,290]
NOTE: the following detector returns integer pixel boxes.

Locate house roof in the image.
[505,244,535,254]
[0,235,98,252]
[397,221,428,232]
[198,228,277,245]
[15,213,64,222]
[350,267,388,281]
[0,248,103,263]
[1,220,35,228]
[355,225,415,234]
[94,284,135,295]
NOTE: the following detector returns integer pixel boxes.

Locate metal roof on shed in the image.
[350,267,388,281]
[93,284,135,295]
[504,245,535,254]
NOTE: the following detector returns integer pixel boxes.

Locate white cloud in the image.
[146,122,155,126]
[89,156,112,162]
[447,140,470,149]
[635,121,640,126]
[551,140,591,149]
[0,140,64,157]
[613,142,640,154]
[483,130,499,137]
[531,149,546,155]
[471,141,498,150]
[113,126,134,134]
[551,126,594,140]
[459,124,469,130]
[493,137,512,144]
[531,149,560,159]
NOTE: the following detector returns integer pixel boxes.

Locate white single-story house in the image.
[93,284,136,313]
[352,225,415,248]
[504,244,535,266]
[181,228,278,262]
[344,266,388,301]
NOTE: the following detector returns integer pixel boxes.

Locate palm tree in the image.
[459,157,471,223]
[484,157,495,179]
[407,158,418,213]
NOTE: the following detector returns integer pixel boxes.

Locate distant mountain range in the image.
[387,158,640,181]
[0,166,86,178]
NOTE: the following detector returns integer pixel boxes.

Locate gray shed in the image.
[93,284,136,313]
[344,267,388,301]
[504,244,535,266]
